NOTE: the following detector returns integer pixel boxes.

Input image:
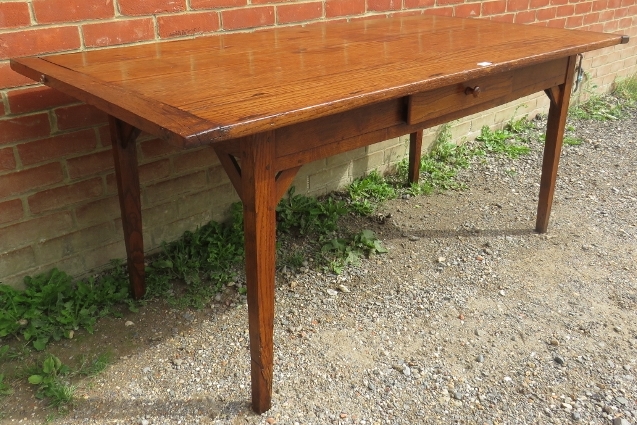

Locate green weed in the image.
[570,94,624,121]
[0,344,29,362]
[145,203,245,308]
[321,230,387,274]
[0,373,12,397]
[276,187,347,235]
[563,135,583,146]
[395,124,479,195]
[613,74,637,105]
[282,252,305,269]
[27,354,75,407]
[348,170,396,215]
[476,125,531,158]
[504,115,536,134]
[75,352,112,377]
[276,186,386,273]
[568,74,637,121]
[0,265,130,351]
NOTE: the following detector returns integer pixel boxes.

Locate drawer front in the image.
[407,72,513,125]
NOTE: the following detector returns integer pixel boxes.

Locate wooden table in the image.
[11,15,628,413]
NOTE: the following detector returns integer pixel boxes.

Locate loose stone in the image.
[338,285,351,293]
[616,397,628,406]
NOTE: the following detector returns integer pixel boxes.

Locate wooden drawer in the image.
[407,72,513,125]
[406,58,569,126]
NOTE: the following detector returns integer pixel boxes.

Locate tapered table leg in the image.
[536,55,577,233]
[408,130,423,184]
[109,116,145,299]
[239,131,277,414]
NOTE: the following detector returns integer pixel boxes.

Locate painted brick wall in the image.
[0,0,635,288]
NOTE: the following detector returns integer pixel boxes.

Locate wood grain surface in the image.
[11,15,626,147]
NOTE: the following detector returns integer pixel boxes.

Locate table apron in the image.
[407,57,569,124]
[269,56,570,172]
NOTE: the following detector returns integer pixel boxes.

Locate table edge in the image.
[10,32,627,148]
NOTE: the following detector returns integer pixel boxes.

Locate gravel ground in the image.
[3,107,636,425]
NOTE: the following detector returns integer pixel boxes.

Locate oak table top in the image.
[11,16,626,146]
[11,15,628,415]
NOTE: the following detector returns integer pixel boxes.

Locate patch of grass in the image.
[475,125,531,158]
[348,170,396,215]
[569,74,637,121]
[563,135,583,146]
[613,74,637,105]
[570,94,624,121]
[505,114,536,134]
[75,352,112,377]
[282,252,305,270]
[0,343,29,362]
[0,373,13,397]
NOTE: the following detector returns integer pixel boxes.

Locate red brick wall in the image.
[1,0,636,288]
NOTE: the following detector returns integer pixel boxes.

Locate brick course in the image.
[157,12,220,38]
[32,0,115,24]
[82,18,155,47]
[0,2,31,29]
[0,0,634,288]
[277,2,324,24]
[0,26,80,60]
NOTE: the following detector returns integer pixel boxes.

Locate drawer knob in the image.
[465,86,481,97]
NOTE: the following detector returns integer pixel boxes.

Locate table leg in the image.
[536,55,577,233]
[109,116,145,299]
[408,130,423,184]
[239,132,277,413]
